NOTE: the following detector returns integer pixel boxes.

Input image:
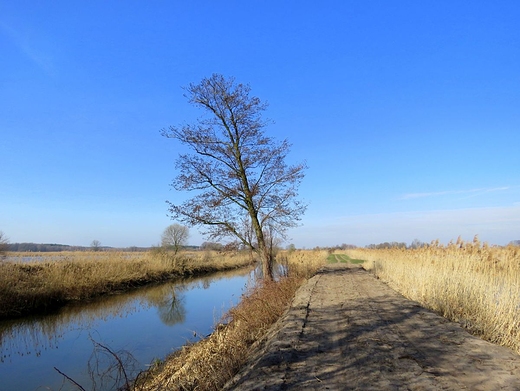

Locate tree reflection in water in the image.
[0,267,252,362]
[0,267,254,391]
[144,284,187,326]
[0,287,149,362]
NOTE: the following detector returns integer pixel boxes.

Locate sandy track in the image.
[225,264,520,390]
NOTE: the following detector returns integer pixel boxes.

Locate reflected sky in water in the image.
[0,267,254,391]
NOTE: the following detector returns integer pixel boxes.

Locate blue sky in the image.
[1,1,519,248]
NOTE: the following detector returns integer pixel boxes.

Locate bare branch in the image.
[163,74,307,279]
[54,367,87,391]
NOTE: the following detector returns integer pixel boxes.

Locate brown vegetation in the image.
[135,277,301,391]
[279,248,330,278]
[344,236,520,354]
[133,249,328,391]
[0,250,252,320]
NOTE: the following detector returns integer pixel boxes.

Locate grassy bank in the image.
[135,277,302,391]
[132,249,328,391]
[0,250,252,320]
[326,253,365,264]
[344,238,520,354]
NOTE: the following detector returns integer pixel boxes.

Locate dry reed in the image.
[345,237,520,354]
[135,276,303,391]
[278,249,329,278]
[0,250,252,319]
[132,250,327,390]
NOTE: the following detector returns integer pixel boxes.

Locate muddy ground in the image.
[224,264,520,390]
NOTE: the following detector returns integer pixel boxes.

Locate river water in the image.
[0,267,255,391]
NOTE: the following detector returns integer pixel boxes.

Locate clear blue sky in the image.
[1,1,519,248]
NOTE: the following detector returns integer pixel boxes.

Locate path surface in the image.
[225,264,520,390]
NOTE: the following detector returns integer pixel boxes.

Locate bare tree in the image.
[0,231,9,258]
[162,74,307,280]
[161,224,190,254]
[91,240,102,252]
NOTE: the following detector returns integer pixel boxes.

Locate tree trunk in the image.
[258,241,274,281]
[249,212,274,280]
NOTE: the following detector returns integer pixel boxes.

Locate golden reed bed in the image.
[0,250,252,319]
[344,237,520,354]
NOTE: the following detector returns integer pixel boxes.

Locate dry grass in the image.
[134,276,303,391]
[0,250,252,319]
[344,237,520,354]
[278,249,329,278]
[131,249,327,390]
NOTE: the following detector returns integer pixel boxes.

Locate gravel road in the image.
[225,264,520,390]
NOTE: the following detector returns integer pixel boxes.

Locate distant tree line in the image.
[8,243,80,252]
[365,239,427,249]
[6,243,152,252]
[300,244,358,252]
[200,242,224,251]
[365,242,408,250]
[365,239,520,249]
[5,238,518,253]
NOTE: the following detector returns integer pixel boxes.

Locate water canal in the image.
[0,267,255,390]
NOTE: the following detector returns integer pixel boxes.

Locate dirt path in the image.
[225,264,520,390]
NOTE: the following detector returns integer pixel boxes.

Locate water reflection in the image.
[0,268,251,362]
[146,284,187,326]
[0,267,254,391]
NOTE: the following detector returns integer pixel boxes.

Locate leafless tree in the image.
[0,231,9,258]
[161,224,190,254]
[91,240,102,252]
[162,74,307,280]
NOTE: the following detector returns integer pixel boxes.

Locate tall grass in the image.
[134,276,303,391]
[128,249,328,390]
[345,237,520,354]
[278,249,329,277]
[0,250,252,319]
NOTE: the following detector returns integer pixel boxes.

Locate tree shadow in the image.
[229,267,520,390]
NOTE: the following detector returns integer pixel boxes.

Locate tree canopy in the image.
[161,224,190,254]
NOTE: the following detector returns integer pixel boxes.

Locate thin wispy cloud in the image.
[0,21,55,74]
[400,187,510,200]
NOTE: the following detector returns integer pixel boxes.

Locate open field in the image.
[344,238,520,354]
[0,250,252,320]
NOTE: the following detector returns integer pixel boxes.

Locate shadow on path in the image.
[226,265,520,390]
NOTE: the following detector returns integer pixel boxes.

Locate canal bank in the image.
[0,267,254,391]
